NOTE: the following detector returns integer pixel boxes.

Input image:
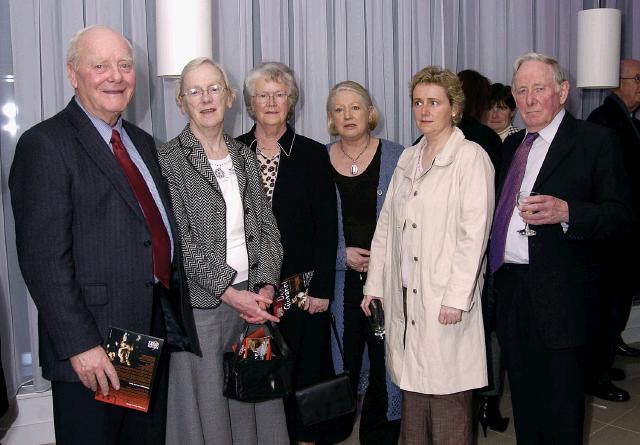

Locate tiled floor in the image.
[338,345,640,444]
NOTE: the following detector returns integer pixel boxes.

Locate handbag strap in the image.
[265,321,293,359]
[328,311,347,365]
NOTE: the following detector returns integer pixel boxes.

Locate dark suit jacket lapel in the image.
[64,100,145,222]
[533,112,576,191]
[605,94,640,141]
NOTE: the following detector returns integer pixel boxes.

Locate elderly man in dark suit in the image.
[586,59,640,401]
[488,53,633,444]
[9,26,199,445]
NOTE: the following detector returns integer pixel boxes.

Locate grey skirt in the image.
[166,293,288,445]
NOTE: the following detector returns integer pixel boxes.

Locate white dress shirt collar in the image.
[535,108,565,146]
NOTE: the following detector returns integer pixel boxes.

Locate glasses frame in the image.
[180,84,226,99]
[619,75,640,83]
[252,91,290,104]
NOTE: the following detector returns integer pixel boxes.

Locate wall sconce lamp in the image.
[156,0,213,77]
[577,6,621,89]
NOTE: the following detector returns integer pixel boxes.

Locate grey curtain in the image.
[3,0,640,396]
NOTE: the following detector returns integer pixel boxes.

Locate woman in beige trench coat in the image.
[362,66,495,445]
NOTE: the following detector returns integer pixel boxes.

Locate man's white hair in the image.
[66,25,134,71]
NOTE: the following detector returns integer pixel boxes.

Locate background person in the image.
[585,59,640,403]
[456,69,502,170]
[456,71,511,436]
[236,61,338,445]
[485,83,521,142]
[325,80,403,444]
[363,66,494,445]
[474,80,523,436]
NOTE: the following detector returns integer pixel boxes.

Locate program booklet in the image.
[94,327,164,412]
[272,270,314,318]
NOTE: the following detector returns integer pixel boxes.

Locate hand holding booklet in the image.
[94,327,164,412]
[272,271,314,318]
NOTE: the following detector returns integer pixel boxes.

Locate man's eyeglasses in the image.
[253,91,289,104]
[620,74,640,83]
[180,84,226,99]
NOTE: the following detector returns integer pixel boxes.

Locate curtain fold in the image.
[4,0,640,397]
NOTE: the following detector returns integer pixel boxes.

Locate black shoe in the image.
[477,396,509,437]
[609,367,626,381]
[588,382,630,402]
[616,341,640,357]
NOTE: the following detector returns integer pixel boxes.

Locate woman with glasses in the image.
[158,57,288,444]
[362,67,494,445]
[236,61,338,445]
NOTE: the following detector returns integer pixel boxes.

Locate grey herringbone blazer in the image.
[158,125,283,308]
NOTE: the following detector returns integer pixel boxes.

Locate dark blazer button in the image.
[247,235,254,242]
[413,191,418,196]
[145,281,153,288]
[411,320,416,325]
[413,256,418,261]
[412,289,417,294]
[245,207,250,214]
[250,263,258,269]
[412,223,417,228]
[143,240,152,247]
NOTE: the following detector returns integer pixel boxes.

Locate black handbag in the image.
[223,321,294,403]
[294,312,356,426]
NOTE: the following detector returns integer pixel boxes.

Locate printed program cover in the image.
[272,271,314,318]
[94,327,164,412]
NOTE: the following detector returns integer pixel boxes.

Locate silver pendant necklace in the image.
[213,167,225,179]
[339,135,370,175]
[210,156,232,179]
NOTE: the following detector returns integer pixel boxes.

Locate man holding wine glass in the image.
[488,52,634,445]
[516,191,539,236]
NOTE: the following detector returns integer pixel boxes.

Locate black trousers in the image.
[52,285,170,445]
[340,270,400,445]
[588,262,635,386]
[477,273,506,397]
[495,265,584,445]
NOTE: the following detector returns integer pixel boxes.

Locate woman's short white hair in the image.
[174,57,237,107]
[242,61,299,121]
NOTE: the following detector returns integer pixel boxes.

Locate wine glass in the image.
[368,299,385,340]
[517,191,539,236]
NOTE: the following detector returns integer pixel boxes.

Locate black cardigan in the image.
[237,124,338,300]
